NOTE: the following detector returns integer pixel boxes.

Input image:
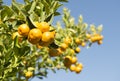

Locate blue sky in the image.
[4,0,120,81]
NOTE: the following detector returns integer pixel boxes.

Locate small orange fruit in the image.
[60,43,68,50]
[81,42,86,47]
[75,47,81,53]
[97,40,103,45]
[69,65,76,72]
[76,63,83,69]
[28,28,42,44]
[75,38,81,45]
[35,22,50,33]
[96,35,101,40]
[98,35,104,40]
[18,24,30,36]
[75,66,82,74]
[71,57,77,64]
[57,48,63,55]
[42,31,55,43]
[91,34,103,42]
[64,56,72,61]
[86,34,91,39]
[70,49,75,55]
[90,36,97,42]
[25,71,33,78]
[64,56,72,68]
[64,37,71,45]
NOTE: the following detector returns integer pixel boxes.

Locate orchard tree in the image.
[0,0,103,81]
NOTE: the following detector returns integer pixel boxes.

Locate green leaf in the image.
[28,0,36,14]
[12,0,26,20]
[56,0,68,2]
[10,55,19,67]
[26,16,36,29]
[24,3,31,12]
[30,12,39,21]
[51,1,62,12]
[45,14,54,24]
[0,45,4,52]
[11,1,20,14]
[90,24,96,33]
[42,0,50,15]
[37,76,43,79]
[97,24,103,33]
[51,68,56,73]
[1,6,14,21]
[0,0,3,9]
[87,43,92,49]
[19,46,30,56]
[54,12,61,16]
[24,0,31,4]
[0,0,3,4]
[14,36,20,48]
[13,47,19,56]
[42,0,49,8]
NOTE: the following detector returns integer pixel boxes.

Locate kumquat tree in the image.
[0,0,104,81]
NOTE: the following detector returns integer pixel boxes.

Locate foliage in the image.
[0,0,103,81]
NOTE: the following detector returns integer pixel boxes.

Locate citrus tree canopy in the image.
[0,0,103,81]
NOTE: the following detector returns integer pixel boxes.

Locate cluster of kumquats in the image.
[12,21,103,77]
[12,22,56,78]
[64,55,83,73]
[89,33,103,45]
[59,33,103,73]
[12,22,55,46]
[0,0,104,80]
[59,37,84,73]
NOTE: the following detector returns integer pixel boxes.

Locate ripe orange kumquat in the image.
[81,42,86,47]
[75,47,81,53]
[69,65,76,72]
[18,24,30,37]
[97,40,103,45]
[28,28,42,44]
[35,22,50,33]
[71,57,77,64]
[25,71,33,78]
[90,34,103,43]
[60,43,68,50]
[64,56,72,68]
[57,48,63,55]
[64,37,71,45]
[75,66,82,74]
[75,38,81,45]
[76,63,83,69]
[42,31,55,43]
[86,34,91,39]
[70,49,75,55]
